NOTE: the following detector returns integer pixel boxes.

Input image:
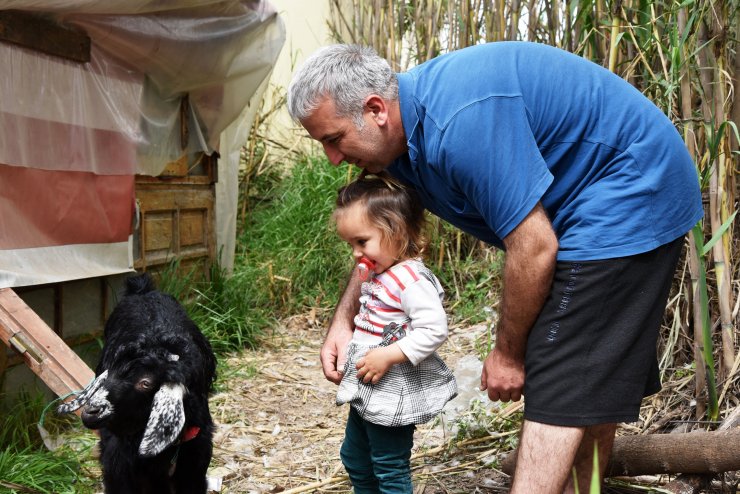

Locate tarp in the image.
[0,0,285,287]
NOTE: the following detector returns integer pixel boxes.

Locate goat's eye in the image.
[135,378,153,391]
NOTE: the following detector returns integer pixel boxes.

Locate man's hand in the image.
[320,325,354,384]
[480,347,525,402]
[321,269,364,384]
[356,345,407,384]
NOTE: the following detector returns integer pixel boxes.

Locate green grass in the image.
[233,156,502,329]
[234,156,355,312]
[0,392,99,494]
[0,446,97,494]
[154,156,358,352]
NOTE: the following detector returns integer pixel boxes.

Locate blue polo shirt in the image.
[387,42,703,261]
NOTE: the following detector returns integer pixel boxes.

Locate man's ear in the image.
[364,95,389,126]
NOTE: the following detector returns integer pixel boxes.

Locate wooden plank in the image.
[180,210,207,247]
[144,213,174,251]
[0,288,94,400]
[0,10,91,63]
[134,182,215,277]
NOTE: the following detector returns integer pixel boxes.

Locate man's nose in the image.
[323,144,345,165]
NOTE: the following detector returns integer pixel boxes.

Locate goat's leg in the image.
[170,437,212,494]
[99,435,146,494]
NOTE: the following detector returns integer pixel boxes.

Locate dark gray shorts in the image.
[523,237,684,426]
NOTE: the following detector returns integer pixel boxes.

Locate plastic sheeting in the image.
[0,0,285,287]
[1,0,285,175]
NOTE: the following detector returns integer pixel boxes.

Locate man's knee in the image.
[510,421,586,494]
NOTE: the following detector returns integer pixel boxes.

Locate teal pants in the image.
[340,407,415,494]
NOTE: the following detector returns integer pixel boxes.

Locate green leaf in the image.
[590,442,601,493]
[691,222,719,421]
[701,210,737,256]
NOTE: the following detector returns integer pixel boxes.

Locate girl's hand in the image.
[356,345,407,384]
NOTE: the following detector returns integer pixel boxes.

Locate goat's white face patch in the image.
[57,370,109,414]
[138,383,186,457]
[85,387,113,420]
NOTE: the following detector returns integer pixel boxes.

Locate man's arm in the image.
[480,203,558,402]
[320,268,362,384]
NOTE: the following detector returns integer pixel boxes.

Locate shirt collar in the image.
[396,72,420,165]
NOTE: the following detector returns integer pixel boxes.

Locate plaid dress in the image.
[336,259,457,427]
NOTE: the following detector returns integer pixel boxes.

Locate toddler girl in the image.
[333,172,457,493]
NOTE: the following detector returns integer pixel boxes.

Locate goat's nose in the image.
[84,405,102,416]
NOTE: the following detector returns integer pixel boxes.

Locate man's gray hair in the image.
[288,44,399,128]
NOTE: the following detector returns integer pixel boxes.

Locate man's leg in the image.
[564,423,617,494]
[510,420,584,494]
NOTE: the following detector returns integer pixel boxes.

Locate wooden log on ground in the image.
[500,428,740,477]
[606,428,740,477]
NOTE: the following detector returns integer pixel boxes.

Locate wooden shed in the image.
[0,1,285,402]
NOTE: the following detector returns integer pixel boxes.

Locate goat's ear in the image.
[57,370,109,414]
[138,383,186,457]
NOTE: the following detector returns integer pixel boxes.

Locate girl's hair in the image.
[333,172,426,259]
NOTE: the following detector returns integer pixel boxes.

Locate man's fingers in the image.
[320,353,342,384]
[489,391,510,402]
[322,366,342,384]
[486,389,523,402]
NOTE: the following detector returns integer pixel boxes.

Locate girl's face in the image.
[335,202,400,275]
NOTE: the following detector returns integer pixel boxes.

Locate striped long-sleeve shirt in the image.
[351,258,448,365]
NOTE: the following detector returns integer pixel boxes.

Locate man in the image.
[288,42,702,493]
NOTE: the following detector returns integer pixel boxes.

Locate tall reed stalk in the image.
[327,0,738,424]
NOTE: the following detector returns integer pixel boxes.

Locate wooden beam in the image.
[0,288,94,401]
[500,427,740,477]
[0,10,91,63]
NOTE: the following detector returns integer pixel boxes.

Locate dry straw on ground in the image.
[208,314,517,493]
[206,312,734,493]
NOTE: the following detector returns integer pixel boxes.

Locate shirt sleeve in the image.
[436,95,553,241]
[396,278,448,366]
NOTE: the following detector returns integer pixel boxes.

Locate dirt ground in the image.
[206,314,739,494]
[208,314,515,493]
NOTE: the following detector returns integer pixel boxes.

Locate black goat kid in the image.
[59,274,217,494]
